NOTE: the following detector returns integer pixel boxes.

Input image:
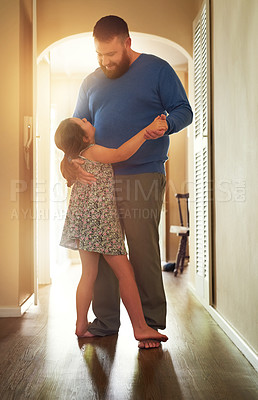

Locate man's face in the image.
[94,36,131,79]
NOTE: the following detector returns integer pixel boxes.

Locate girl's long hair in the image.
[54,118,89,158]
[54,118,90,187]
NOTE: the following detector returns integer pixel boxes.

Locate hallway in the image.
[0,267,257,400]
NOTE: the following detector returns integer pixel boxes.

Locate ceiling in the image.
[47,32,189,77]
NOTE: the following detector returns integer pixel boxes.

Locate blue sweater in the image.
[73,54,193,175]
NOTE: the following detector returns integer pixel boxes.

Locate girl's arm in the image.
[84,116,167,164]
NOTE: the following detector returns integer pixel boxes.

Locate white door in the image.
[193,0,212,304]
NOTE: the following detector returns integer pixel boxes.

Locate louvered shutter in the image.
[193,0,211,299]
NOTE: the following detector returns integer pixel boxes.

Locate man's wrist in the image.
[164,118,172,135]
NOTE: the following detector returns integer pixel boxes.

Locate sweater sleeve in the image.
[73,78,92,122]
[158,63,193,134]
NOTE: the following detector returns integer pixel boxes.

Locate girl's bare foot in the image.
[75,322,96,338]
[138,339,161,349]
[75,321,89,338]
[134,326,168,348]
[75,324,88,338]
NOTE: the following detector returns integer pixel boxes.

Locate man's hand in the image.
[144,114,168,140]
[72,159,97,185]
[60,157,96,187]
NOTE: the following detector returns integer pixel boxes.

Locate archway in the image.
[35,32,193,285]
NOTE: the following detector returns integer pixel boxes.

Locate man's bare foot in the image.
[134,326,168,348]
[138,339,161,349]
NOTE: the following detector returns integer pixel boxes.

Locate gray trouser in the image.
[88,172,167,335]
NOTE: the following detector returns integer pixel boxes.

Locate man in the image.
[61,15,193,349]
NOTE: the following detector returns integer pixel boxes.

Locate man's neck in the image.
[129,50,141,66]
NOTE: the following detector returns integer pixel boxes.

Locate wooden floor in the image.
[0,266,257,400]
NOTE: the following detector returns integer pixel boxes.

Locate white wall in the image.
[212,0,258,353]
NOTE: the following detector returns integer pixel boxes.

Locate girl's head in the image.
[54,117,95,159]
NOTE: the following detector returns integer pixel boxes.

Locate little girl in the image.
[54,116,168,346]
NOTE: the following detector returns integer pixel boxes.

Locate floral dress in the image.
[60,151,126,255]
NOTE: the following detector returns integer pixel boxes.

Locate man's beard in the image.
[100,50,130,79]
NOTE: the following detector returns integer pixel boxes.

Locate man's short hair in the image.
[93,15,129,42]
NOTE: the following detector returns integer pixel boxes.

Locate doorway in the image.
[36,32,192,285]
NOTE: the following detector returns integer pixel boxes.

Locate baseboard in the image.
[0,294,34,318]
[188,283,258,372]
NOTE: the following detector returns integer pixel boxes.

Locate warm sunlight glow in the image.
[47,34,99,76]
[37,33,189,280]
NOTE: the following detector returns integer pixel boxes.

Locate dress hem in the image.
[60,242,127,256]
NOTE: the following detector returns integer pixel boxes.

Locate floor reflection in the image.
[78,335,118,399]
[78,334,182,400]
[131,347,183,400]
